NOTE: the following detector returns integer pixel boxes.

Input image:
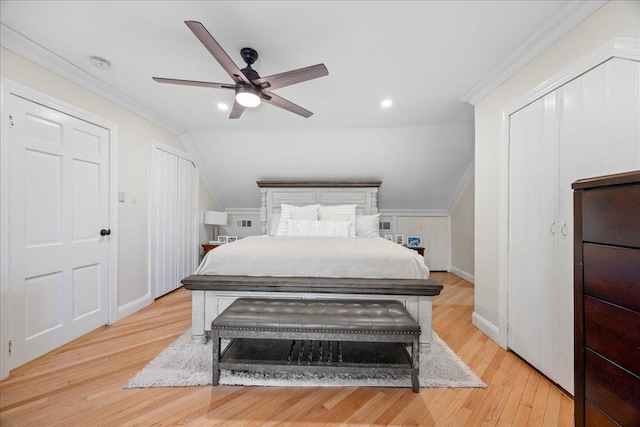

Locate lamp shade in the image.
[204,211,228,225]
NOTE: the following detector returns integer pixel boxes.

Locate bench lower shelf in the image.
[218,338,416,386]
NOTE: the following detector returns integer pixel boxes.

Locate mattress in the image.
[194,235,429,279]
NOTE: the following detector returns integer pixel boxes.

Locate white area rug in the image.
[124,330,486,389]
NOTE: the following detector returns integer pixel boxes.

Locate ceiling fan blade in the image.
[229,100,246,119]
[153,77,235,90]
[184,20,251,85]
[254,64,328,91]
[262,92,313,118]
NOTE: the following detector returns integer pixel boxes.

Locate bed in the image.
[181,181,443,350]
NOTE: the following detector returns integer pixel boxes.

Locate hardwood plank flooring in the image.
[0,272,573,426]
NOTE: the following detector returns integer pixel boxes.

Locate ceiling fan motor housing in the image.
[240,47,260,81]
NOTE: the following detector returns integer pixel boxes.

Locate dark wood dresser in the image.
[573,170,640,427]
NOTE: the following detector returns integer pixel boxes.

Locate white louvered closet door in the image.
[508,57,640,394]
[152,147,198,298]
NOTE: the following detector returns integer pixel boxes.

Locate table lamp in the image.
[204,211,228,243]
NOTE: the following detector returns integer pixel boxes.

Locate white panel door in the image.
[9,95,110,368]
[508,91,559,381]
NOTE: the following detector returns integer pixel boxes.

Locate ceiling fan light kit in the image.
[235,86,261,108]
[153,20,328,119]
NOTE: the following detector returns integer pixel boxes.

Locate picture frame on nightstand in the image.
[395,235,404,245]
[384,234,393,241]
[218,236,228,243]
[407,236,421,248]
[227,236,237,243]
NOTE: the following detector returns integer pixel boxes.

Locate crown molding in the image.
[447,159,474,214]
[0,23,185,135]
[460,0,608,105]
[503,37,640,115]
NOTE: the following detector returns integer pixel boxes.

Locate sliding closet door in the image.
[152,146,198,298]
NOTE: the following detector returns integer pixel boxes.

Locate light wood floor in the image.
[0,272,573,426]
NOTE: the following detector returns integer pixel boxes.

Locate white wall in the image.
[450,177,474,282]
[189,124,474,211]
[1,47,217,314]
[474,1,640,330]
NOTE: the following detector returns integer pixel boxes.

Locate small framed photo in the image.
[384,234,393,241]
[217,236,227,243]
[407,236,422,248]
[395,235,404,245]
[227,236,237,243]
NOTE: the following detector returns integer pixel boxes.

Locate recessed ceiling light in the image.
[217,103,229,111]
[381,99,393,108]
[89,56,111,70]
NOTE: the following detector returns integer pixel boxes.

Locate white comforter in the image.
[195,236,429,279]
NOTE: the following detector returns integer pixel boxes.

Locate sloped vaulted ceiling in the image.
[0,1,604,212]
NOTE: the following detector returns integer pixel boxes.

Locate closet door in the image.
[176,157,198,285]
[153,149,178,298]
[152,147,198,299]
[508,57,640,395]
[554,58,640,392]
[507,91,559,381]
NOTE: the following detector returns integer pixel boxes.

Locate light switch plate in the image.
[118,191,125,202]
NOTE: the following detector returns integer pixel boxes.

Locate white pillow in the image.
[319,211,351,222]
[291,210,319,221]
[275,204,320,236]
[318,205,357,237]
[286,219,350,237]
[268,214,281,236]
[356,213,380,238]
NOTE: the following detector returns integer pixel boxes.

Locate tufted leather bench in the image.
[211,298,421,392]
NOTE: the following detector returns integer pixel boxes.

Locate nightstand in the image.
[202,243,223,256]
[406,246,425,256]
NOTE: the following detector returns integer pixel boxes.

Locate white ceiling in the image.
[1,1,590,211]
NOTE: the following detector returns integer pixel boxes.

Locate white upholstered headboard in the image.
[256,181,382,235]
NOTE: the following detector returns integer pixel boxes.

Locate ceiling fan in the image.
[153,21,329,119]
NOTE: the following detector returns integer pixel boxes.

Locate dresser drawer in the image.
[581,183,640,248]
[583,243,640,312]
[585,349,640,426]
[585,400,618,427]
[585,296,640,375]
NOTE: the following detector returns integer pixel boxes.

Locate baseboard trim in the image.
[472,312,503,348]
[450,266,474,284]
[117,293,152,321]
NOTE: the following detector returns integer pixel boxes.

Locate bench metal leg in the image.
[212,329,220,386]
[412,335,420,393]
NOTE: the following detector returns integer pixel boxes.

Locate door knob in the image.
[100,229,111,236]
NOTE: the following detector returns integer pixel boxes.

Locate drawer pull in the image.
[550,220,557,235]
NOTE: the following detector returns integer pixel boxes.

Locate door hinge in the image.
[8,340,12,355]
[9,114,14,128]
